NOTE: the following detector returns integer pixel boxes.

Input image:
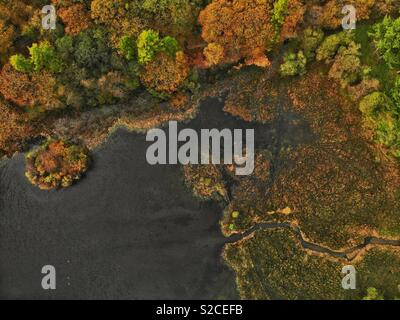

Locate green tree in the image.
[271,0,289,36]
[362,287,384,300]
[137,29,161,64]
[137,29,180,65]
[160,36,179,58]
[119,35,136,61]
[10,42,63,73]
[370,16,400,69]
[29,42,63,73]
[74,28,110,71]
[55,35,74,61]
[9,54,33,73]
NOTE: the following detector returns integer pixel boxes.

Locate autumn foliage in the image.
[59,3,92,36]
[0,0,34,65]
[140,51,190,96]
[279,0,305,40]
[25,140,90,190]
[0,64,62,110]
[0,98,35,157]
[198,0,274,66]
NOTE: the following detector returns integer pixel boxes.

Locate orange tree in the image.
[58,3,92,36]
[0,98,35,157]
[140,51,190,98]
[198,0,274,66]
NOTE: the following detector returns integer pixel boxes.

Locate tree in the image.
[29,42,63,73]
[0,0,35,65]
[203,43,225,66]
[91,0,143,46]
[10,54,33,73]
[300,28,324,59]
[198,0,274,66]
[370,16,400,69]
[9,42,63,74]
[0,98,34,156]
[279,0,305,41]
[119,35,136,61]
[140,51,189,96]
[140,0,204,41]
[271,0,289,36]
[58,3,91,35]
[0,63,62,110]
[137,29,180,65]
[161,36,180,57]
[137,29,161,64]
[319,0,375,30]
[73,28,110,71]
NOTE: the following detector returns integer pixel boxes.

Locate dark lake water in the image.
[0,98,311,299]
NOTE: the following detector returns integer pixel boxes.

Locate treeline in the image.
[0,0,399,158]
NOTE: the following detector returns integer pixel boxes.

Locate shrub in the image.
[316,31,353,62]
[359,92,400,157]
[362,287,384,300]
[328,42,363,88]
[25,139,90,190]
[300,28,324,59]
[280,51,307,77]
[183,164,227,201]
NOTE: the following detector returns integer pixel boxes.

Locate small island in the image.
[25,139,90,190]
